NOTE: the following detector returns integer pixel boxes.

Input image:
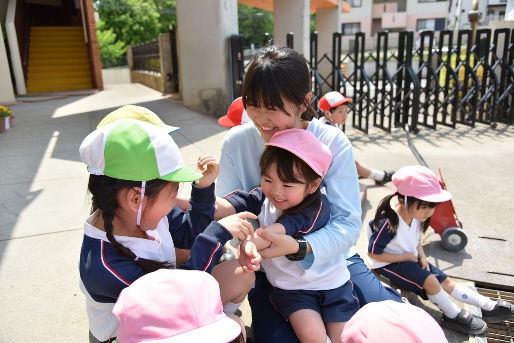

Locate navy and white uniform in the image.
[80,183,233,342]
[225,188,359,322]
[367,215,448,299]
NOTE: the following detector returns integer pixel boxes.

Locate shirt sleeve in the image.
[301,122,362,269]
[224,187,264,215]
[179,222,233,273]
[216,131,244,197]
[167,182,216,250]
[368,219,394,255]
[278,194,330,236]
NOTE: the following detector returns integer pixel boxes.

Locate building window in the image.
[418,0,445,2]
[416,18,445,31]
[342,23,361,35]
[350,0,362,7]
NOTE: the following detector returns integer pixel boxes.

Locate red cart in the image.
[429,168,467,251]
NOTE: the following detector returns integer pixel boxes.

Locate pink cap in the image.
[341,300,448,343]
[218,97,251,127]
[266,128,332,178]
[318,91,352,111]
[112,269,241,343]
[392,165,452,203]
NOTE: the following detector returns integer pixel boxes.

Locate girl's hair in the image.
[259,145,321,220]
[88,174,176,272]
[372,193,437,234]
[242,45,316,121]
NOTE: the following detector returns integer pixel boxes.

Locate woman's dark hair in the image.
[242,45,316,121]
[88,174,175,272]
[259,145,321,220]
[373,193,437,234]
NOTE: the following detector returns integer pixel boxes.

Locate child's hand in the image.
[418,256,430,271]
[403,252,419,263]
[239,240,261,273]
[195,156,219,188]
[218,212,257,241]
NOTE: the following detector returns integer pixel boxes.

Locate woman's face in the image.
[246,97,306,142]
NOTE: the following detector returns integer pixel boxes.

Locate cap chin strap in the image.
[136,181,146,226]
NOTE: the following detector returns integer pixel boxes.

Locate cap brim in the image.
[164,124,181,134]
[418,189,452,203]
[161,166,203,182]
[146,315,241,343]
[218,115,240,128]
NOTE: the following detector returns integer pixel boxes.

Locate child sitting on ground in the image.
[218,129,359,343]
[318,91,395,184]
[113,269,245,343]
[367,165,514,336]
[78,114,255,342]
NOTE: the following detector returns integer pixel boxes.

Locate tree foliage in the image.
[96,21,126,68]
[94,0,176,67]
[237,4,273,47]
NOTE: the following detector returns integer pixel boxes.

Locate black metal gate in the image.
[230,28,514,134]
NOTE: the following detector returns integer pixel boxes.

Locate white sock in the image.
[370,169,385,181]
[223,301,243,315]
[450,283,496,311]
[428,289,461,318]
[326,336,332,343]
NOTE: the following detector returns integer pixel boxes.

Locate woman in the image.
[215,45,402,343]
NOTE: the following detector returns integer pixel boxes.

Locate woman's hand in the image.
[218,212,257,241]
[195,156,219,188]
[239,239,262,273]
[254,228,305,259]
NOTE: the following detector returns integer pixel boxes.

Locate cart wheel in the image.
[441,227,468,252]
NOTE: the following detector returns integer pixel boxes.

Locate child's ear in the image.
[118,187,143,213]
[323,110,330,119]
[307,178,322,195]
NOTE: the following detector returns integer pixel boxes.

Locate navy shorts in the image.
[375,261,448,299]
[269,281,360,323]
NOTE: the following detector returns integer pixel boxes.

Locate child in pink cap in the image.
[218,128,359,343]
[113,269,244,343]
[341,300,447,343]
[318,91,395,184]
[367,165,514,336]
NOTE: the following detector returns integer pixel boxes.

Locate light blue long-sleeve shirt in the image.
[216,118,361,269]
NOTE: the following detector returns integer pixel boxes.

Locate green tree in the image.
[94,0,176,66]
[238,4,273,47]
[96,21,126,68]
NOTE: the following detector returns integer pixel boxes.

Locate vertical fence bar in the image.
[287,32,294,49]
[310,31,319,96]
[493,28,510,124]
[475,29,491,123]
[169,27,179,92]
[395,32,406,126]
[229,34,244,98]
[332,32,342,91]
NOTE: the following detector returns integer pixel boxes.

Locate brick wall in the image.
[83,0,103,90]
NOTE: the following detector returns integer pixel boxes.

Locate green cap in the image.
[97,105,180,134]
[80,118,201,182]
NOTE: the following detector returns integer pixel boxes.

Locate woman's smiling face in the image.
[245,97,305,142]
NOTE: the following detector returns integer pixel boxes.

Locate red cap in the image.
[218,97,251,127]
[318,91,352,111]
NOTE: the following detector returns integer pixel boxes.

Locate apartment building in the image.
[341,0,489,39]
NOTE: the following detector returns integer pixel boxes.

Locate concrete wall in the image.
[316,4,342,93]
[176,0,238,117]
[274,0,310,56]
[101,66,130,84]
[0,25,15,104]
[406,0,447,15]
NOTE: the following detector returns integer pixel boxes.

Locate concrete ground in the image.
[0,83,512,342]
